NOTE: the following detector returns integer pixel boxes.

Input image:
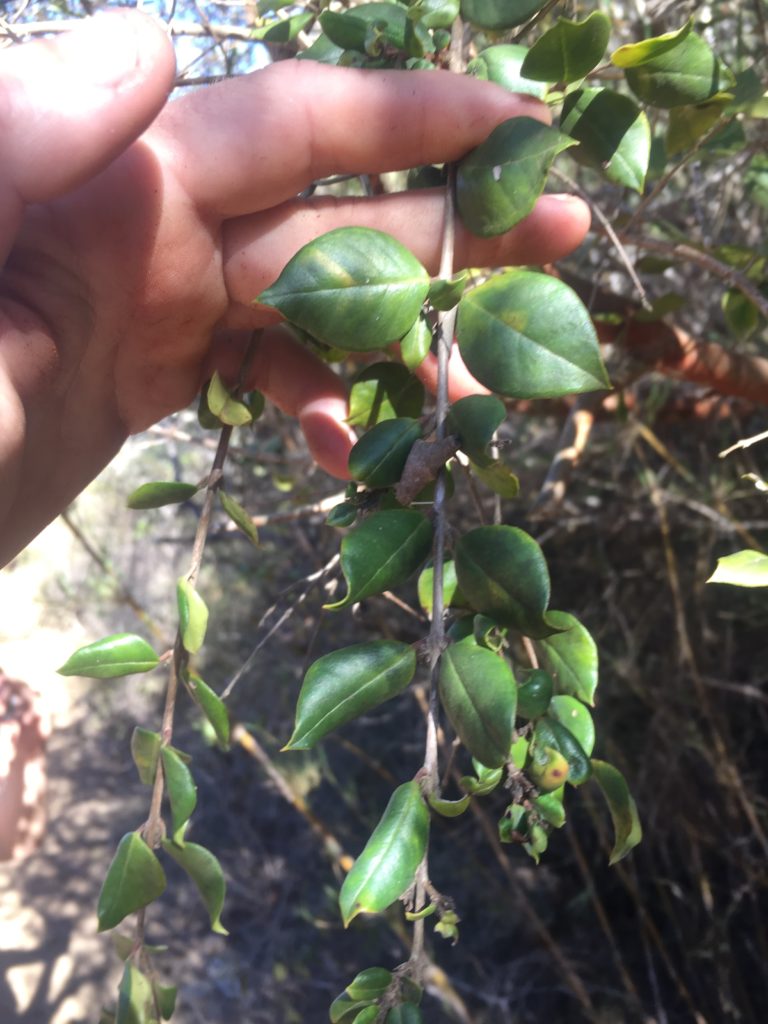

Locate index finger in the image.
[159,60,550,219]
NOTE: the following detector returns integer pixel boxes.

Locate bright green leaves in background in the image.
[590,760,642,864]
[460,0,545,31]
[454,526,554,638]
[256,228,429,351]
[285,641,416,749]
[456,271,609,399]
[708,549,768,587]
[521,12,610,84]
[98,834,166,932]
[326,510,433,610]
[439,638,516,767]
[340,781,429,926]
[58,634,160,679]
[320,3,433,60]
[456,118,576,238]
[560,88,651,192]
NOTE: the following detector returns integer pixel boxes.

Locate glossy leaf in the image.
[427,792,472,817]
[440,638,517,767]
[411,0,460,29]
[285,641,416,749]
[320,4,433,58]
[348,363,425,428]
[428,272,469,311]
[611,19,693,68]
[417,559,466,615]
[460,763,503,796]
[560,88,650,192]
[154,984,177,1021]
[131,728,161,786]
[116,964,154,1024]
[445,394,505,467]
[219,490,258,545]
[346,967,392,1001]
[467,44,547,99]
[623,31,721,108]
[126,481,198,510]
[97,833,167,932]
[177,578,208,655]
[348,418,422,488]
[161,747,197,845]
[708,549,768,587]
[206,371,252,427]
[387,1006,423,1024]
[590,759,642,864]
[327,501,358,528]
[456,118,576,238]
[58,633,160,679]
[325,510,433,611]
[352,1008,379,1024]
[510,735,529,770]
[251,11,313,41]
[256,228,429,351]
[454,526,554,638]
[517,669,554,719]
[521,12,610,84]
[188,673,230,749]
[457,271,609,399]
[534,717,591,785]
[533,787,566,828]
[549,695,595,756]
[339,781,429,926]
[329,994,373,1024]
[399,312,432,371]
[460,0,545,31]
[470,460,520,498]
[161,840,228,934]
[536,610,598,704]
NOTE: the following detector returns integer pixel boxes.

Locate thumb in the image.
[0,11,175,248]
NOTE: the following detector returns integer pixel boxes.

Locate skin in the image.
[0,11,590,566]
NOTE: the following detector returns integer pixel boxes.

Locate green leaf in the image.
[352,1008,380,1024]
[219,491,258,545]
[187,673,230,748]
[454,525,554,638]
[177,578,209,655]
[457,271,610,398]
[257,228,429,351]
[427,792,472,817]
[521,12,610,84]
[131,728,161,786]
[285,641,416,750]
[126,481,198,510]
[329,994,373,1024]
[517,668,553,719]
[467,44,547,99]
[161,747,197,845]
[325,510,433,611]
[417,559,466,616]
[536,610,598,704]
[623,31,721,108]
[387,1006,423,1024]
[161,840,228,934]
[154,984,177,1021]
[428,272,469,311]
[348,362,425,428]
[533,787,566,828]
[58,633,160,679]
[251,11,313,41]
[327,501,358,528]
[440,638,517,767]
[348,418,422,488]
[590,759,642,864]
[399,313,432,372]
[206,371,252,427]
[470,459,520,498]
[548,695,595,756]
[460,0,545,31]
[722,289,760,340]
[346,967,392,1001]
[116,964,155,1024]
[445,395,506,467]
[410,0,460,30]
[320,4,433,58]
[456,118,576,238]
[98,833,167,932]
[708,549,768,587]
[460,762,503,795]
[611,18,693,68]
[533,717,591,785]
[560,88,650,192]
[339,781,429,926]
[666,95,730,156]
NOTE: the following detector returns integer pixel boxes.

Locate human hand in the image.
[0,10,590,565]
